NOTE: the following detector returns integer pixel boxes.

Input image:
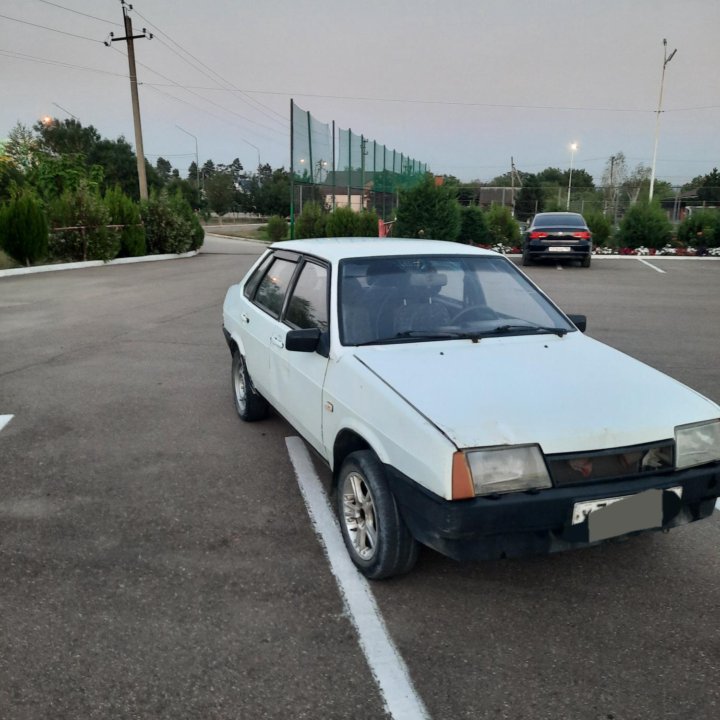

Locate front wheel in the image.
[336,451,418,580]
[231,350,269,421]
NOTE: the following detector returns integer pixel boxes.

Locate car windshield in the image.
[532,213,586,228]
[339,255,574,346]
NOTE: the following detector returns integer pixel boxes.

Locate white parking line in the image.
[285,436,430,720]
[0,415,13,433]
[636,258,666,274]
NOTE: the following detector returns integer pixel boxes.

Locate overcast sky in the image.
[2,0,719,185]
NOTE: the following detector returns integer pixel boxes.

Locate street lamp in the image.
[176,125,199,190]
[566,142,578,210]
[649,39,677,202]
[242,139,261,170]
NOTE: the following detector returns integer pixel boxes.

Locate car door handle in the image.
[240,313,250,324]
[270,335,284,349]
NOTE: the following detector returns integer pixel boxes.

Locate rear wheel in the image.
[522,250,533,266]
[231,350,269,421]
[337,451,418,580]
[581,254,591,268]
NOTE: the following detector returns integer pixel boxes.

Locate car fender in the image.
[222,285,248,356]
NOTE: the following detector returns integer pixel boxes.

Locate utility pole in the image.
[108,2,152,200]
[649,39,677,202]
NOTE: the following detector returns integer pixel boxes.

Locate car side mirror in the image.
[567,314,587,332]
[285,327,322,353]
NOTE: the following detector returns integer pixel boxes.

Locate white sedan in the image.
[222,238,720,579]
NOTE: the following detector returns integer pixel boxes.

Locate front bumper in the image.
[386,462,720,561]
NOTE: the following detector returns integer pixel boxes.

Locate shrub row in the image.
[0,185,204,266]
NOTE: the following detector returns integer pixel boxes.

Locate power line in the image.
[0,48,128,78]
[34,0,121,26]
[131,5,288,127]
[0,12,103,42]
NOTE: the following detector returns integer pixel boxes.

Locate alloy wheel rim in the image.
[341,471,377,561]
[233,360,246,413]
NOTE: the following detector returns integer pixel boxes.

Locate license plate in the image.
[548,246,572,252]
[572,487,682,542]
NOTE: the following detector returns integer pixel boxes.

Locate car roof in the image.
[269,237,497,263]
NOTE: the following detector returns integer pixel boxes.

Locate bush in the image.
[583,210,612,246]
[266,215,288,242]
[140,190,200,254]
[104,186,146,257]
[395,175,461,241]
[325,206,359,238]
[459,205,489,244]
[295,202,326,239]
[357,209,379,237]
[616,202,672,249]
[485,204,521,246]
[48,182,118,261]
[677,210,719,248]
[0,190,48,265]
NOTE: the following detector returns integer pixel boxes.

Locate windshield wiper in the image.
[354,330,473,346]
[488,324,568,337]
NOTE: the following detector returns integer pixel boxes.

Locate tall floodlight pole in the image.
[176,125,199,189]
[649,39,677,202]
[566,142,578,210]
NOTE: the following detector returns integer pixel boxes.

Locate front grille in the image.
[547,441,674,487]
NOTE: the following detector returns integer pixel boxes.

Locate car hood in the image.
[352,334,719,453]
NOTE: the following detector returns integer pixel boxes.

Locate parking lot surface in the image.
[1,239,718,719]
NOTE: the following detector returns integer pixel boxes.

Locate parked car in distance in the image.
[523,212,593,267]
[223,238,720,579]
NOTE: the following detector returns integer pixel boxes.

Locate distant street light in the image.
[566,142,578,210]
[242,139,261,170]
[176,125,199,190]
[649,39,677,202]
[52,102,79,121]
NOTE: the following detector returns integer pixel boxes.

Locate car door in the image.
[269,258,330,454]
[242,252,301,400]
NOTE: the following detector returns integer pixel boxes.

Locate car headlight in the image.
[452,445,552,498]
[675,419,720,469]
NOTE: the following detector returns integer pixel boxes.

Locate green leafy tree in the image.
[357,209,379,237]
[296,202,326,238]
[677,210,719,248]
[0,190,48,265]
[104,186,146,256]
[395,175,461,241]
[48,181,117,261]
[4,123,41,171]
[266,215,288,242]
[34,118,99,157]
[155,157,173,185]
[698,168,720,203]
[616,202,672,249]
[141,190,201,254]
[485,204,521,245]
[583,210,612,245]
[325,206,358,237]
[514,174,544,221]
[0,156,24,202]
[250,166,290,216]
[87,136,141,198]
[204,171,235,219]
[458,205,489,244]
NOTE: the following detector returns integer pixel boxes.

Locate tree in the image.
[458,205,489,244]
[616,202,672,249]
[104,186,146,257]
[485,204,521,246]
[325,206,357,237]
[34,118,99,157]
[4,123,41,171]
[0,190,48,265]
[204,171,235,218]
[250,166,290,216]
[87,136,140,198]
[583,210,612,245]
[395,175,461,241]
[514,174,544,220]
[296,202,328,238]
[155,157,173,185]
[697,168,720,203]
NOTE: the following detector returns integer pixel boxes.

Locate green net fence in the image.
[291,101,429,225]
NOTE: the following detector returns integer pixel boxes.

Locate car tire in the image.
[336,450,419,580]
[522,251,532,267]
[231,350,269,421]
[581,254,591,268]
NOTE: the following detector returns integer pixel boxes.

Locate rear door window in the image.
[254,258,297,318]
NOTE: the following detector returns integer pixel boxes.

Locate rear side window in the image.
[254,258,297,317]
[285,262,329,330]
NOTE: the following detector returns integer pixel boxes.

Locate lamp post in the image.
[176,125,199,190]
[566,142,578,211]
[649,39,677,202]
[242,140,261,171]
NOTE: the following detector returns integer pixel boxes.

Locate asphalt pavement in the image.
[1,238,718,720]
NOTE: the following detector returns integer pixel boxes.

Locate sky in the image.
[1,0,719,186]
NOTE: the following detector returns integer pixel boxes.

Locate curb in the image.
[0,250,199,279]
